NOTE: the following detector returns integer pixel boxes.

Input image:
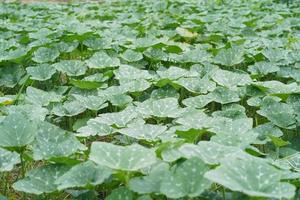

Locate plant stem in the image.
[15,78,28,105]
[125,172,131,186]
[255,115,259,127]
[20,151,27,200]
[222,187,226,200]
[3,172,9,196]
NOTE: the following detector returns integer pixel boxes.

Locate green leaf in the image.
[283,153,300,172]
[105,187,134,200]
[119,122,167,141]
[204,155,296,199]
[251,122,283,144]
[262,48,288,63]
[13,165,69,195]
[160,141,185,162]
[253,81,300,96]
[129,163,169,194]
[257,99,296,129]
[174,77,216,94]
[137,195,152,200]
[1,104,48,121]
[212,104,247,119]
[214,46,244,66]
[0,112,37,147]
[157,66,189,81]
[86,51,120,69]
[175,48,211,63]
[89,142,157,171]
[25,86,62,106]
[137,98,183,118]
[32,121,86,160]
[56,161,112,190]
[143,48,168,61]
[269,135,290,147]
[183,87,240,108]
[0,96,14,106]
[114,65,152,81]
[55,41,79,53]
[211,69,251,88]
[0,195,7,200]
[160,157,211,199]
[73,94,107,111]
[94,106,138,127]
[0,147,20,172]
[83,37,112,50]
[175,109,211,130]
[53,60,87,76]
[108,94,133,107]
[121,49,143,62]
[32,47,60,63]
[52,101,86,117]
[208,118,255,148]
[26,64,56,81]
[150,86,179,100]
[120,79,151,93]
[0,65,25,88]
[176,27,198,38]
[247,61,279,76]
[77,119,115,137]
[179,141,242,165]
[69,79,104,90]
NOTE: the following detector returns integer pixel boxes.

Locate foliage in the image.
[0,0,300,199]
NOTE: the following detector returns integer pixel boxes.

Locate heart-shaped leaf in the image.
[0,147,20,172]
[53,60,87,76]
[89,142,157,171]
[119,122,167,141]
[86,51,120,69]
[13,165,69,195]
[32,47,60,63]
[32,121,86,160]
[0,112,37,147]
[205,155,296,199]
[26,64,56,81]
[56,161,112,190]
[160,157,211,198]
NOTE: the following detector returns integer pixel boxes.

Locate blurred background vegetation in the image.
[1,0,296,4]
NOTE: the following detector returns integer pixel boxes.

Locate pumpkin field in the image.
[1,0,300,199]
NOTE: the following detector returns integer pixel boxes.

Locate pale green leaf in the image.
[0,147,20,172]
[26,64,56,81]
[119,122,167,141]
[56,161,112,190]
[13,165,69,195]
[179,141,242,165]
[214,46,244,66]
[160,157,211,198]
[86,52,120,69]
[26,86,62,106]
[137,98,183,118]
[121,49,143,62]
[0,112,37,147]
[212,69,251,88]
[33,121,86,160]
[32,47,59,63]
[205,156,296,199]
[52,101,86,117]
[105,187,134,200]
[89,142,157,171]
[129,163,169,194]
[53,60,87,76]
